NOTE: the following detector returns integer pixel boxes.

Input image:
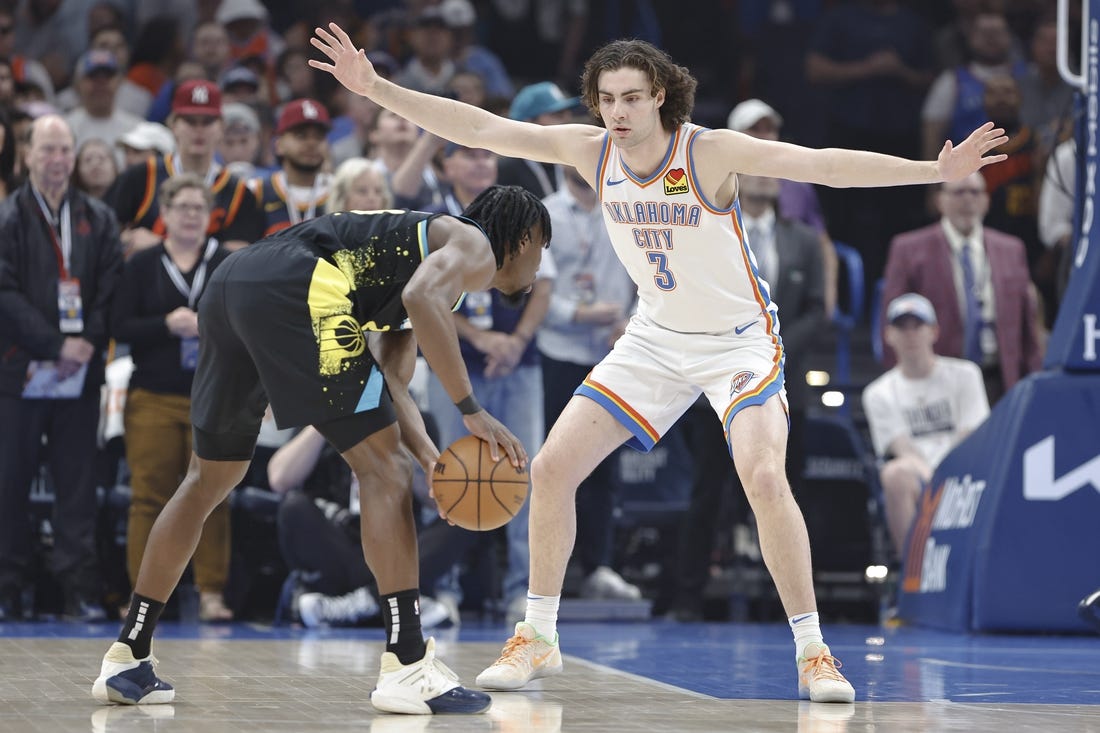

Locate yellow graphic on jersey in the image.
[663,167,689,196]
[308,259,364,375]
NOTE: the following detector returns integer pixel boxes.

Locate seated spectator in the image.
[327,157,394,213]
[72,138,118,200]
[881,172,1042,405]
[109,174,234,622]
[862,294,990,560]
[116,122,176,170]
[219,102,265,181]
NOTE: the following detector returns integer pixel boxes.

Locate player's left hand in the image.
[309,23,377,97]
[936,121,1009,181]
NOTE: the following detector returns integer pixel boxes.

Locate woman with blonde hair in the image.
[326,157,393,213]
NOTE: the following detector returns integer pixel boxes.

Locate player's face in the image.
[596,67,664,150]
[496,224,546,299]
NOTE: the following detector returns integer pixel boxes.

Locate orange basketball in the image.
[432,434,529,531]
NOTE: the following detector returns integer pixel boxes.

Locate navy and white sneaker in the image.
[92,642,175,705]
[370,638,491,715]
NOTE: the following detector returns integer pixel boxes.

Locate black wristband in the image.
[455,394,482,415]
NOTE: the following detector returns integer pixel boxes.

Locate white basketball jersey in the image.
[596,123,776,334]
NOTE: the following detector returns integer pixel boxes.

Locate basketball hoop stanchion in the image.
[896,0,1100,633]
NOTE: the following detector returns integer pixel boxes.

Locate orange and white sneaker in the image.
[475,622,563,690]
[797,643,855,703]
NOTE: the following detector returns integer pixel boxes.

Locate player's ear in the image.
[654,87,665,107]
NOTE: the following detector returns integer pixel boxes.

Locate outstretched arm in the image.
[698,122,1009,189]
[310,23,603,174]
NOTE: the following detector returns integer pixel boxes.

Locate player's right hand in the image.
[462,411,528,469]
[309,23,377,97]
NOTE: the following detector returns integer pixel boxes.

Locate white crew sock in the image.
[789,611,824,659]
[523,592,560,641]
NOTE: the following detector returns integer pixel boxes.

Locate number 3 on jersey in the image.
[647,251,676,291]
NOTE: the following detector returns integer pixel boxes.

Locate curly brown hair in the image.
[580,40,697,133]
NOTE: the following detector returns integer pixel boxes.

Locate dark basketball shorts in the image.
[190,238,396,460]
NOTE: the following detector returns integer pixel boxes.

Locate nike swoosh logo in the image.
[734,318,759,335]
[532,649,557,667]
[606,178,628,186]
[791,614,815,624]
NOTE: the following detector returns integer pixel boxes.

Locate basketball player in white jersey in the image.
[311,25,1009,703]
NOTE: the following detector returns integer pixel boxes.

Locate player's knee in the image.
[359,449,413,495]
[529,450,571,495]
[741,461,789,504]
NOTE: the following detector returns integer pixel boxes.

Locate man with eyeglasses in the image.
[105,80,263,256]
[881,171,1042,404]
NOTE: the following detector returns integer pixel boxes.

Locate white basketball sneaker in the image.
[475,622,563,691]
[370,638,491,715]
[797,643,855,703]
[92,642,175,705]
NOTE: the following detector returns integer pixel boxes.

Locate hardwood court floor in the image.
[1,621,1098,732]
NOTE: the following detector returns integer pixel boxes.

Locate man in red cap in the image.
[105,79,264,254]
[252,98,333,236]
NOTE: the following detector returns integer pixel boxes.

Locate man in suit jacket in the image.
[881,171,1041,404]
[667,173,825,620]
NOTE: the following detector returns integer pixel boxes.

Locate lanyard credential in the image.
[32,186,72,278]
[161,238,219,309]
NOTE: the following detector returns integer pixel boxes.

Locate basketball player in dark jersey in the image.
[93,185,551,716]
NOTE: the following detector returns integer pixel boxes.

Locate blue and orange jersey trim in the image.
[596,126,683,199]
[575,376,660,452]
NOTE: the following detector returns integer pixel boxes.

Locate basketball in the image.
[432,434,529,531]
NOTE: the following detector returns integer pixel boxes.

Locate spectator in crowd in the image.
[106,79,264,254]
[439,0,514,101]
[369,108,444,210]
[216,0,285,72]
[669,173,825,621]
[0,57,15,110]
[219,64,263,107]
[145,60,206,126]
[0,6,55,102]
[72,137,118,200]
[63,50,142,157]
[727,98,838,317]
[537,164,640,602]
[1037,137,1075,304]
[275,48,320,104]
[496,82,580,198]
[87,24,153,119]
[806,0,933,291]
[1018,17,1074,159]
[126,17,185,109]
[116,122,176,170]
[12,0,88,92]
[218,102,265,180]
[0,115,123,621]
[109,174,234,623]
[329,51,395,167]
[863,293,990,559]
[922,12,1024,159]
[395,5,458,96]
[978,75,1045,288]
[931,0,1022,73]
[269,426,382,627]
[881,172,1042,404]
[0,109,17,198]
[447,69,489,109]
[327,157,394,213]
[426,145,553,622]
[254,98,333,236]
[190,20,232,82]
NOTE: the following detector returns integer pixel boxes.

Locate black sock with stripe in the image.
[381,589,426,665]
[118,593,165,659]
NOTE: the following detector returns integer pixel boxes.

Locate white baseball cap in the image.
[727,99,783,132]
[887,293,938,326]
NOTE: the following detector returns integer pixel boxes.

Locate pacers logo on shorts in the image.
[316,314,365,375]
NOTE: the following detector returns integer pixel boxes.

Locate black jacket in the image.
[0,183,124,397]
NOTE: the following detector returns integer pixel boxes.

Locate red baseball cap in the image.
[275,98,332,135]
[172,80,222,117]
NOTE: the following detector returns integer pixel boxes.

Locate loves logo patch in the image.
[663,167,689,196]
[729,370,754,397]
